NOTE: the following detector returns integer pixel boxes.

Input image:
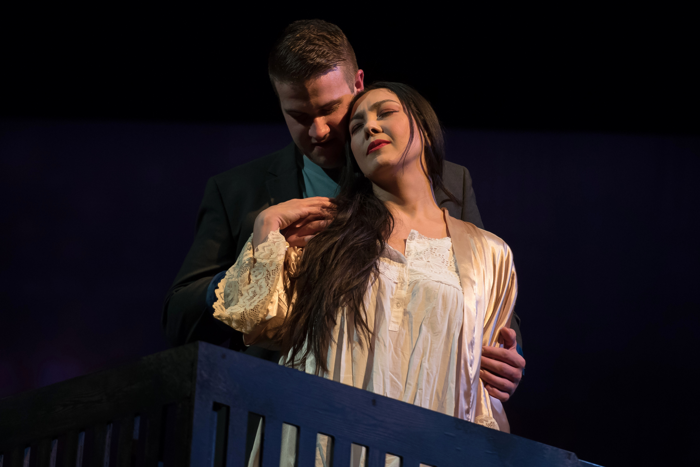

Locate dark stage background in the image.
[2,8,699,467]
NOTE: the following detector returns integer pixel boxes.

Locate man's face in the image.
[275,66,364,169]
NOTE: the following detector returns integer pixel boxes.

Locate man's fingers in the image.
[480,345,524,402]
[483,382,510,403]
[481,355,522,385]
[481,345,526,371]
[480,369,515,399]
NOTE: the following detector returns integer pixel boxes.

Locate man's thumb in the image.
[498,327,517,349]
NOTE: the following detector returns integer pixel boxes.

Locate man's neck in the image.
[303,153,343,183]
[321,166,343,183]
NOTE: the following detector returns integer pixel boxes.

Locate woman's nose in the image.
[364,121,381,136]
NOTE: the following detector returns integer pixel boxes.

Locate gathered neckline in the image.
[407,229,451,242]
[385,229,453,260]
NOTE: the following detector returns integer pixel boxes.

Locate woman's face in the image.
[349,88,423,182]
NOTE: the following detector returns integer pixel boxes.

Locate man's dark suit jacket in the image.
[163,143,521,355]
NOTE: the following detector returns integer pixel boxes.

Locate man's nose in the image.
[309,117,330,141]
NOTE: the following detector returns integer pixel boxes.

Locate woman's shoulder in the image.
[446,216,513,258]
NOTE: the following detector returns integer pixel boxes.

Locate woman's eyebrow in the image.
[350,99,400,122]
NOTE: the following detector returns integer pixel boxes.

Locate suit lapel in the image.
[266,172,301,205]
[266,143,303,205]
[236,144,301,254]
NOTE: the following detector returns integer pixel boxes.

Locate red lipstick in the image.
[367,139,390,155]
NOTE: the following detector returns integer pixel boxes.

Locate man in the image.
[162,19,524,402]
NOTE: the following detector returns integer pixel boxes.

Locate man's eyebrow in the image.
[321,98,344,110]
[283,107,307,116]
[350,99,400,122]
[284,98,344,116]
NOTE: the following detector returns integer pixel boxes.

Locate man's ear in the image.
[354,69,365,92]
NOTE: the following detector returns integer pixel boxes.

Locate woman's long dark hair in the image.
[279,82,460,373]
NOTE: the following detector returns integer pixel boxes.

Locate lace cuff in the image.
[213,230,293,334]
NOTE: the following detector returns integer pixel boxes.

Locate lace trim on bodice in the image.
[378,230,462,331]
[406,230,460,287]
[380,230,461,289]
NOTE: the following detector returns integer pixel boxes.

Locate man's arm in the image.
[162,177,241,348]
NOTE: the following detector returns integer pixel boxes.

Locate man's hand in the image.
[254,197,335,248]
[479,327,526,402]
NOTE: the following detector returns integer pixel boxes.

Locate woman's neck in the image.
[371,163,447,252]
[372,163,442,221]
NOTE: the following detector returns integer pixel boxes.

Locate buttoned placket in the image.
[389,263,408,331]
[388,232,420,332]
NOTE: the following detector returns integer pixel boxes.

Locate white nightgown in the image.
[225,229,466,405]
[213,213,517,466]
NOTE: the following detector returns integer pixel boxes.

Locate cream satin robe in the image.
[213,210,517,466]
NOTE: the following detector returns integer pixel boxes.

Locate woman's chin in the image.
[361,158,388,176]
[363,160,403,186]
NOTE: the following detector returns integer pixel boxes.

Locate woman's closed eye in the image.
[350,111,397,134]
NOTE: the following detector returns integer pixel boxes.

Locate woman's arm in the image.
[212,230,292,348]
[213,197,331,347]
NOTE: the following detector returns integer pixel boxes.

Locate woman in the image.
[213,82,517,436]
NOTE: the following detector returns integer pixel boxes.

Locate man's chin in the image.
[307,143,345,169]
